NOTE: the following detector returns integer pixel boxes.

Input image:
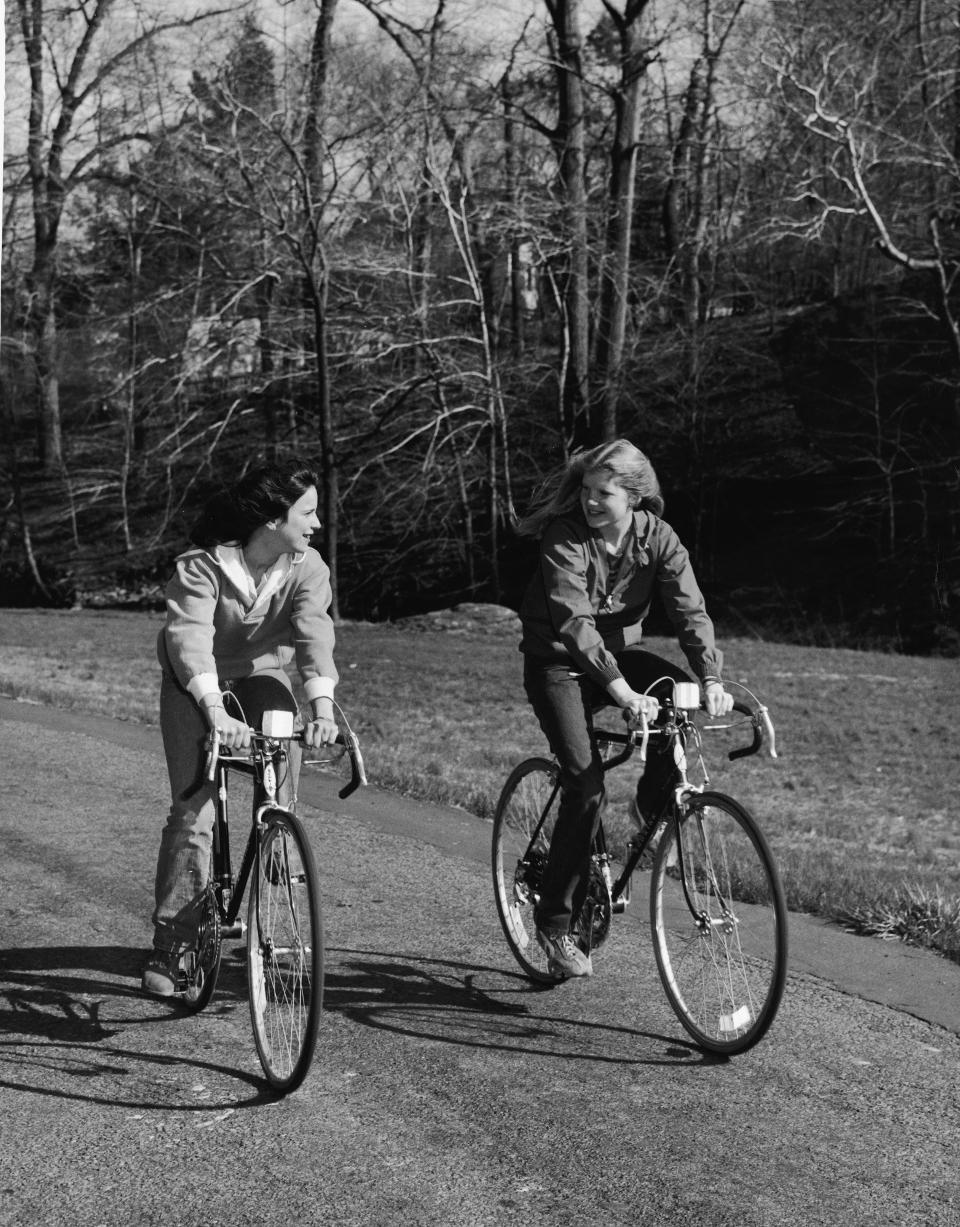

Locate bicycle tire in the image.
[181,883,223,1013]
[491,758,562,983]
[247,807,323,1093]
[649,790,787,1055]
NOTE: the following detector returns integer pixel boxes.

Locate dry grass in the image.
[1,607,958,960]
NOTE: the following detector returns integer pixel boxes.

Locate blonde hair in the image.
[516,439,664,538]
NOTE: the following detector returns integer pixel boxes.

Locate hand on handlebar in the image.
[211,713,252,750]
[302,716,339,748]
[621,691,660,724]
[704,681,734,717]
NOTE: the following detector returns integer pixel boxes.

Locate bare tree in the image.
[594,0,656,440]
[769,0,960,422]
[8,0,235,472]
[544,0,592,445]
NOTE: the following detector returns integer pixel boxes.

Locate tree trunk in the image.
[304,0,340,617]
[663,56,708,328]
[546,0,591,447]
[595,0,652,441]
[502,74,527,356]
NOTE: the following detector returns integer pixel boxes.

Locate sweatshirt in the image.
[157,544,338,704]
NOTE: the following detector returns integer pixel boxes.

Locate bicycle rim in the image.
[491,758,560,982]
[247,809,323,1092]
[182,884,222,1013]
[650,791,787,1055]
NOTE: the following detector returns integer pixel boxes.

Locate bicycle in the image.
[175,701,366,1093]
[491,681,787,1056]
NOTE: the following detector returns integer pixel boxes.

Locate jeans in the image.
[522,648,693,938]
[151,669,301,952]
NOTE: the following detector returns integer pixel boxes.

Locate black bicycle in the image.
[177,702,366,1093]
[492,681,786,1056]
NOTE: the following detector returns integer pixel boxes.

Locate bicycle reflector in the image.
[262,709,295,738]
[674,682,700,710]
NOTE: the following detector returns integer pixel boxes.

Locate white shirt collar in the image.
[213,545,303,612]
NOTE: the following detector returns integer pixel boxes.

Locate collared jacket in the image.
[519,509,722,688]
[157,544,338,705]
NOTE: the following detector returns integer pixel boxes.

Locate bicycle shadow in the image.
[0,944,275,1108]
[0,945,250,1036]
[323,946,726,1067]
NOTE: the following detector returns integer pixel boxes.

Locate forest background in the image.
[3,0,960,656]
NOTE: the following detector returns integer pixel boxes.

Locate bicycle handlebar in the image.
[725,701,762,760]
[624,694,778,763]
[205,726,368,799]
[710,700,778,761]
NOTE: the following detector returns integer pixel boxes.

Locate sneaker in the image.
[536,930,593,979]
[141,947,186,998]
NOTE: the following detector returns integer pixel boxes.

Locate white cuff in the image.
[188,673,221,703]
[304,675,336,702]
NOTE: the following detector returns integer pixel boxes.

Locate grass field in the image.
[1,606,957,961]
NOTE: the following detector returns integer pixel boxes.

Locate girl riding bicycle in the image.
[143,459,340,998]
[517,439,734,980]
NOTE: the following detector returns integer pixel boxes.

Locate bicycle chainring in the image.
[574,859,613,954]
[515,847,548,906]
[183,885,221,1003]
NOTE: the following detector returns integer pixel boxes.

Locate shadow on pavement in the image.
[324,946,725,1068]
[0,944,281,1109]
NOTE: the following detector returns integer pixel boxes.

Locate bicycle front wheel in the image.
[650,791,787,1055]
[491,758,561,983]
[247,808,323,1093]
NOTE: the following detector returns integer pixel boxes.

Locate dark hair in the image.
[516,439,664,538]
[190,460,319,548]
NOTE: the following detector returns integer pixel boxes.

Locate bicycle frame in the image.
[511,693,772,923]
[205,738,284,937]
[204,709,368,935]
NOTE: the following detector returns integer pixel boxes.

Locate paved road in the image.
[1,698,959,1227]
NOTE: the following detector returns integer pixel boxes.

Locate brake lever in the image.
[759,705,778,759]
[205,727,222,782]
[623,708,649,765]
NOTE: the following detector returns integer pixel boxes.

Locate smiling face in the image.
[580,468,634,538]
[277,485,321,553]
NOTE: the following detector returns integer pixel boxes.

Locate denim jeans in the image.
[152,668,301,952]
[522,648,692,938]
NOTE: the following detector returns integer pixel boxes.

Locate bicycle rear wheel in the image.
[650,791,787,1055]
[247,808,323,1093]
[181,884,222,1013]
[491,758,561,982]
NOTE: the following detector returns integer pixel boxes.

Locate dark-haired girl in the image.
[143,460,339,997]
[517,439,734,980]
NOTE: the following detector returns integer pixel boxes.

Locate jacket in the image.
[518,509,722,688]
[157,544,338,704]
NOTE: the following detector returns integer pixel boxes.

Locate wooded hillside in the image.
[3,0,959,653]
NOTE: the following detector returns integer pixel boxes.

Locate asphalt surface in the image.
[2,696,959,1226]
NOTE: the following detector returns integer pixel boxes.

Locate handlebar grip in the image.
[337,728,368,798]
[296,729,367,798]
[728,700,763,761]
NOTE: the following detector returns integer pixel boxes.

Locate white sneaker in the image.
[536,931,593,978]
